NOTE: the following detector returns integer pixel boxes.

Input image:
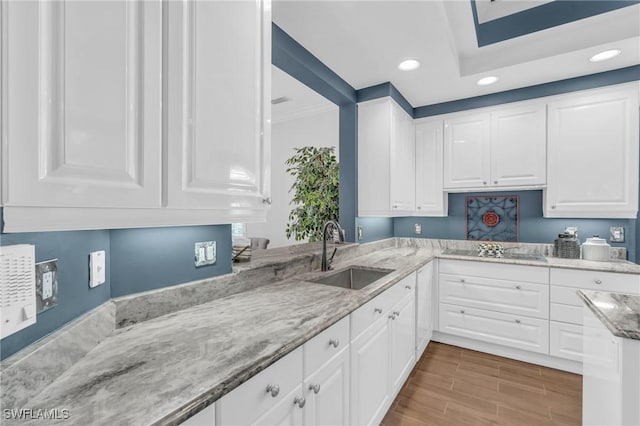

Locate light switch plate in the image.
[610,227,625,243]
[195,241,216,267]
[35,259,58,313]
[89,251,106,288]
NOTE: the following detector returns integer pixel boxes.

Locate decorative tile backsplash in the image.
[466,195,519,242]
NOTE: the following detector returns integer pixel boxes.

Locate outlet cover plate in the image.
[414,224,422,235]
[610,227,625,243]
[195,241,216,267]
[89,251,106,288]
[36,259,58,313]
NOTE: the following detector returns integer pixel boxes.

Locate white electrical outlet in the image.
[89,250,106,288]
[195,241,216,267]
[357,227,363,240]
[414,224,422,235]
[42,271,53,299]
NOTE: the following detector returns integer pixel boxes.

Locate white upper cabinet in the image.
[415,121,447,216]
[490,104,546,187]
[443,113,491,189]
[1,0,271,232]
[166,0,271,215]
[3,1,162,209]
[358,98,414,216]
[443,104,546,191]
[545,84,639,218]
[389,103,416,212]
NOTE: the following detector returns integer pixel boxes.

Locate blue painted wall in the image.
[394,191,637,262]
[355,217,394,244]
[110,226,232,297]
[0,206,231,360]
[0,208,111,360]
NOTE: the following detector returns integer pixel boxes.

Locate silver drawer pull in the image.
[595,279,602,285]
[329,339,340,348]
[309,384,321,394]
[374,307,382,314]
[294,396,306,408]
[266,384,280,397]
[515,285,521,290]
[393,311,400,317]
[515,319,521,324]
[460,310,465,314]
[405,285,412,290]
[460,278,466,283]
[262,197,272,205]
[388,314,396,320]
[494,180,498,184]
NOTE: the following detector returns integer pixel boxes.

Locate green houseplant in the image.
[285,146,339,242]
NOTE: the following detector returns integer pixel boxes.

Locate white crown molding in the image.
[271,102,337,125]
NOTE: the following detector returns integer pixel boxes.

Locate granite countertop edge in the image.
[577,290,640,340]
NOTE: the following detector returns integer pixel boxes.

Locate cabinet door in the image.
[3,1,162,208]
[389,104,415,213]
[550,321,583,362]
[443,113,490,189]
[415,122,447,216]
[181,403,215,426]
[357,100,391,216]
[546,85,639,218]
[490,104,546,187]
[303,347,350,426]
[389,292,416,396]
[166,0,271,218]
[252,384,304,426]
[416,262,434,357]
[350,316,391,426]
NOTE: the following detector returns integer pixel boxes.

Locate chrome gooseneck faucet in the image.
[321,220,346,271]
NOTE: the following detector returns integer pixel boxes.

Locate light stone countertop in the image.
[577,290,640,340]
[7,246,435,426]
[4,238,640,426]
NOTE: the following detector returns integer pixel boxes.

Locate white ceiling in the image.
[271,66,335,123]
[273,0,640,107]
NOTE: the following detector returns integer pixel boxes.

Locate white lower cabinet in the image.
[549,268,640,362]
[350,315,391,426]
[439,303,549,354]
[181,404,216,426]
[215,317,349,426]
[350,273,416,426]
[415,261,434,358]
[437,260,549,354]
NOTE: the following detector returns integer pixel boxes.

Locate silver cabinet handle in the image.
[515,319,521,324]
[595,279,602,285]
[417,206,422,210]
[388,314,396,320]
[494,181,498,185]
[405,285,412,290]
[460,309,465,314]
[551,205,556,209]
[392,204,398,209]
[262,197,272,205]
[309,384,321,394]
[515,285,521,290]
[266,384,280,397]
[460,278,465,283]
[293,396,306,408]
[374,307,382,314]
[329,339,340,348]
[483,181,487,185]
[393,311,400,317]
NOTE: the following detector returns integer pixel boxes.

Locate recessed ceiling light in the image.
[477,76,498,86]
[589,49,621,62]
[398,59,420,71]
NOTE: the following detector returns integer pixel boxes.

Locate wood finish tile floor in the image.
[382,342,582,426]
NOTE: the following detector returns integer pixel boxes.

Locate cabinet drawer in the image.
[439,259,548,284]
[550,268,640,293]
[217,346,303,425]
[439,273,549,319]
[550,285,583,306]
[550,303,583,325]
[439,303,549,354]
[351,273,415,340]
[550,321,583,362]
[304,315,350,377]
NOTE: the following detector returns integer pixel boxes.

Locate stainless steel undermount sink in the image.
[310,266,394,290]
